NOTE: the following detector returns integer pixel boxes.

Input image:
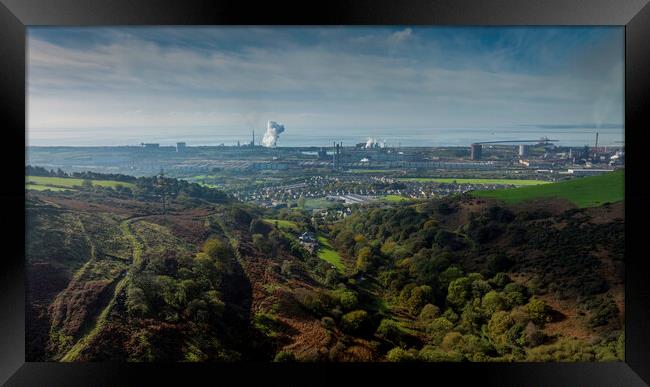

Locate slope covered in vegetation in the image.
[471,170,624,208]
[26,172,624,362]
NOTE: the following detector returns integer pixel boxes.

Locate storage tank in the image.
[470,144,482,160]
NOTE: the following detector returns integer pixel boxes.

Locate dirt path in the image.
[60,216,147,361]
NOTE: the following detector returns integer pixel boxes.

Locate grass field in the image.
[472,170,624,208]
[26,176,136,190]
[381,194,411,202]
[26,183,70,191]
[303,198,335,210]
[396,177,550,185]
[317,235,345,272]
[263,218,299,231]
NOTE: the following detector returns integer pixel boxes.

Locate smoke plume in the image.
[262,120,285,147]
[365,137,385,148]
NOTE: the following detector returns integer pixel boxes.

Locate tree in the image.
[487,310,515,355]
[419,304,440,322]
[526,297,551,327]
[355,246,373,272]
[447,277,472,308]
[481,290,506,314]
[81,179,93,190]
[376,319,406,346]
[336,289,358,310]
[406,285,433,316]
[386,347,417,362]
[341,310,370,335]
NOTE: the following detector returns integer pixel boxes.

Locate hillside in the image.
[26,173,624,362]
[471,170,624,208]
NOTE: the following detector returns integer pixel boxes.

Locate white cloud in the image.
[26,28,623,145]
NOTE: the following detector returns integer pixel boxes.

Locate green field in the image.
[382,194,411,202]
[317,235,345,272]
[25,183,70,192]
[26,176,136,190]
[303,198,335,210]
[263,218,299,231]
[472,170,624,208]
[397,177,550,185]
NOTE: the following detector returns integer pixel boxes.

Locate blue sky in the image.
[27,27,624,146]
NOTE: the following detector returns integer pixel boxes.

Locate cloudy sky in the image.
[27,27,624,146]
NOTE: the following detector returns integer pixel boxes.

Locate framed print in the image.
[1,0,649,385]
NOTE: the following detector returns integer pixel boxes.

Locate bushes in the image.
[293,288,330,315]
[426,317,454,345]
[418,346,464,362]
[341,310,371,335]
[447,277,472,308]
[333,288,358,311]
[376,319,406,346]
[525,298,551,327]
[419,304,440,322]
[386,347,417,362]
[584,296,619,328]
[274,351,296,362]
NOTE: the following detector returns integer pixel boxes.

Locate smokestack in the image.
[595,132,599,148]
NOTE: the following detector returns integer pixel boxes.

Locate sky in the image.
[27,26,624,147]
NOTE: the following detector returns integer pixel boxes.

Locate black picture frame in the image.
[1,0,649,385]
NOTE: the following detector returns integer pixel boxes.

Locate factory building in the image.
[176,142,186,152]
[470,144,482,160]
[253,162,289,170]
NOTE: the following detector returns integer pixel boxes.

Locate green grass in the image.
[26,183,71,191]
[303,198,335,210]
[396,177,550,185]
[382,194,411,202]
[263,218,299,231]
[472,170,624,208]
[317,235,345,272]
[26,176,136,189]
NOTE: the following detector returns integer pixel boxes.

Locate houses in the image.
[299,231,318,253]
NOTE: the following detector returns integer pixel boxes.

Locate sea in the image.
[26,126,624,148]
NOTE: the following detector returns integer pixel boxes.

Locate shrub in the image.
[426,317,454,345]
[341,310,370,335]
[447,277,472,308]
[376,319,406,346]
[587,296,619,328]
[406,285,433,316]
[482,290,506,314]
[526,298,551,327]
[419,304,441,322]
[418,346,463,362]
[336,289,359,311]
[386,347,417,362]
[274,351,296,362]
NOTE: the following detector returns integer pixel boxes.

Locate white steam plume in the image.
[262,120,285,147]
[365,137,385,148]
